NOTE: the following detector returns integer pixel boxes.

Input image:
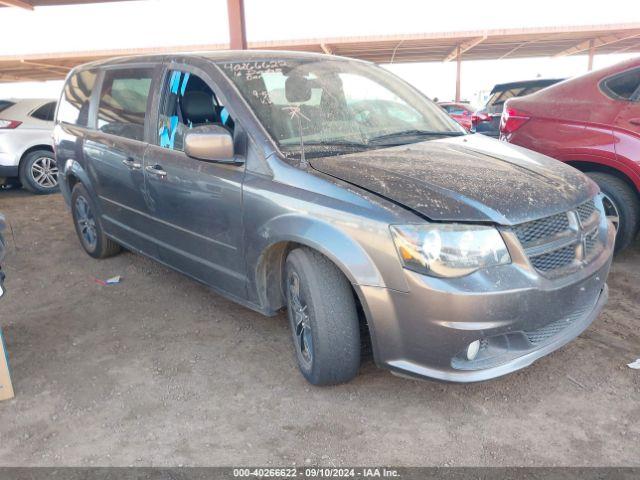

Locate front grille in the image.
[512,198,603,277]
[513,212,570,246]
[577,200,597,223]
[530,245,575,272]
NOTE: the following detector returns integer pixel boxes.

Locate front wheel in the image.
[587,172,640,253]
[285,248,361,385]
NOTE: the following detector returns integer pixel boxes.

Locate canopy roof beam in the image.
[320,43,333,55]
[554,32,640,57]
[20,59,70,73]
[0,0,34,9]
[443,34,486,62]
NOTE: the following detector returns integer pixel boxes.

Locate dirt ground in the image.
[0,188,638,467]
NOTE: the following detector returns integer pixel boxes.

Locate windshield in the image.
[219,58,464,155]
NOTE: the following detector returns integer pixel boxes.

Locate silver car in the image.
[0,98,58,193]
[54,52,615,385]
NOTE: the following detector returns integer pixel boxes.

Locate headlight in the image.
[390,224,511,278]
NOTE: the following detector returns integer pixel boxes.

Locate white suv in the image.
[0,98,58,194]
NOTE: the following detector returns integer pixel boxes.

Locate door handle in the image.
[145,165,168,178]
[122,158,141,170]
[629,118,640,126]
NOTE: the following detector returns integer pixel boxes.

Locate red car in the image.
[438,102,474,130]
[501,58,640,252]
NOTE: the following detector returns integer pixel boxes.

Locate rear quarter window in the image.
[601,68,640,101]
[0,100,15,114]
[57,70,98,126]
[31,101,57,121]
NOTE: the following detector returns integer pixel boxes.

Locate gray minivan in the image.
[54,51,615,385]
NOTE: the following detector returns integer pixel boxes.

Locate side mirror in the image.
[184,125,237,163]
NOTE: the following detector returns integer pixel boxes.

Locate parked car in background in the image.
[474,79,564,137]
[501,58,640,252]
[0,214,6,298]
[55,51,613,386]
[437,102,474,130]
[0,98,58,194]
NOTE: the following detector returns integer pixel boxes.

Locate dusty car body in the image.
[54,51,614,385]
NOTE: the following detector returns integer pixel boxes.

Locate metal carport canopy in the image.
[0,0,639,103]
[2,23,640,82]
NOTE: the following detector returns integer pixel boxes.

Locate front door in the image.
[143,66,246,298]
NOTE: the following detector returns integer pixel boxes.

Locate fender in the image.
[249,213,392,314]
[255,213,386,287]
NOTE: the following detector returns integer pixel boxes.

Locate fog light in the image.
[466,340,480,361]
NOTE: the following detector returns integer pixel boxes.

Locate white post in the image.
[0,327,14,401]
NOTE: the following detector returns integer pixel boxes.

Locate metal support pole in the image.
[455,46,462,102]
[588,39,595,71]
[0,0,34,10]
[227,0,247,50]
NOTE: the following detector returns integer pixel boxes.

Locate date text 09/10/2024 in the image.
[232,467,400,478]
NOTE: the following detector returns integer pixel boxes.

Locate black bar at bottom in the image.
[0,468,638,480]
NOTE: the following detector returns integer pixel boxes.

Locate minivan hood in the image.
[309,134,597,225]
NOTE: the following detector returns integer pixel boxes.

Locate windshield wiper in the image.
[368,129,466,144]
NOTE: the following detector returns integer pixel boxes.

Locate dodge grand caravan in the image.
[54,52,615,385]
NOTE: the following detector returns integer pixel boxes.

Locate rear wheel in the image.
[19,149,59,194]
[587,172,640,253]
[71,183,121,259]
[285,248,360,385]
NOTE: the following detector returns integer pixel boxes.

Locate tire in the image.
[71,183,121,259]
[587,172,640,253]
[19,149,59,194]
[284,248,360,385]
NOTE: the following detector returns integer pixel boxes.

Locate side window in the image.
[157,70,234,152]
[31,102,57,121]
[57,70,97,126]
[602,68,640,101]
[97,68,153,141]
[0,100,15,114]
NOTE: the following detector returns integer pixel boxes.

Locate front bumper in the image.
[358,218,615,383]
